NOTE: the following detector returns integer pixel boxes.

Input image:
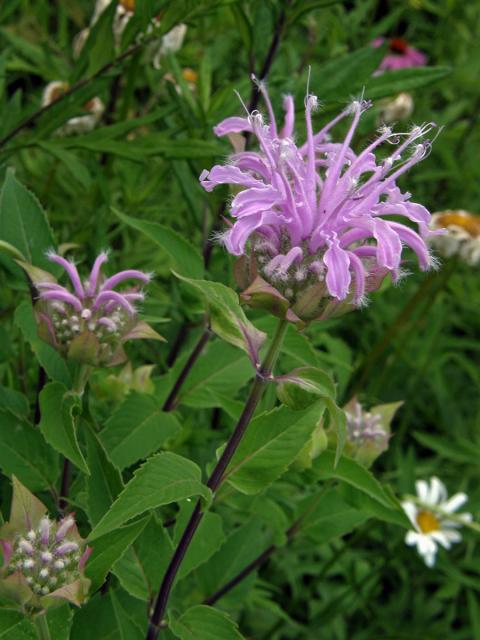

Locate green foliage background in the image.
[0,0,479,638]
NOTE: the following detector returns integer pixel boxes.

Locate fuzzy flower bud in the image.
[33,251,163,367]
[0,477,91,610]
[342,398,402,467]
[201,81,438,325]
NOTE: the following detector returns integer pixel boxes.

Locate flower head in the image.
[402,477,472,567]
[201,81,438,323]
[0,477,91,609]
[429,210,480,265]
[372,37,427,72]
[34,251,162,366]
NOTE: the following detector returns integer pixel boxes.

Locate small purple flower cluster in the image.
[201,81,438,320]
[2,514,90,598]
[35,251,153,365]
[345,401,388,448]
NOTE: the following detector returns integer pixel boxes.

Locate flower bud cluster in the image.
[6,516,82,597]
[345,401,388,448]
[34,251,161,367]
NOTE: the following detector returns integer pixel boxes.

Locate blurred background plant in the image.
[0,1,479,639]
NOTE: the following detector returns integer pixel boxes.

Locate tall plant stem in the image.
[162,328,211,411]
[146,319,288,639]
[34,613,51,640]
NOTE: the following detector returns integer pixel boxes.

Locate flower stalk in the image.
[146,318,288,639]
[34,614,51,640]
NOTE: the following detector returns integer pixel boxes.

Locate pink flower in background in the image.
[200,80,438,322]
[372,37,427,72]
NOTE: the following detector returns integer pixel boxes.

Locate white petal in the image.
[405,530,420,546]
[442,492,468,513]
[431,531,451,549]
[417,534,437,556]
[429,477,447,505]
[416,480,429,503]
[424,551,436,567]
[442,529,462,544]
[402,501,419,528]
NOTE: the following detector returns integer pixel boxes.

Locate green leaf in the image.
[176,341,253,409]
[176,275,266,358]
[112,208,203,279]
[44,606,73,640]
[38,142,92,190]
[0,385,29,419]
[89,452,211,540]
[99,392,182,470]
[85,428,123,527]
[0,169,55,270]
[365,66,451,100]
[311,45,386,101]
[312,450,409,526]
[0,412,58,491]
[86,517,149,592]
[14,301,71,386]
[39,382,89,474]
[197,518,270,597]
[0,609,36,639]
[112,516,173,602]
[225,403,325,494]
[173,503,225,581]
[276,366,336,409]
[300,488,369,544]
[170,605,245,640]
[413,430,480,465]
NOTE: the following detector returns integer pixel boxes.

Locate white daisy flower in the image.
[429,210,480,266]
[402,476,472,567]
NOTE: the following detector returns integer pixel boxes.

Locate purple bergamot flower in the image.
[0,477,91,609]
[200,80,439,323]
[34,251,163,366]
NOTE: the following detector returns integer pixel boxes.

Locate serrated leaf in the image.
[225,403,325,494]
[14,301,71,386]
[86,517,149,592]
[0,169,55,270]
[99,392,181,470]
[39,382,89,474]
[170,605,245,640]
[0,413,58,491]
[112,208,203,279]
[175,275,266,359]
[89,453,211,540]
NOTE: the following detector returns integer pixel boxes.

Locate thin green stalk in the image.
[146,318,288,639]
[34,614,51,640]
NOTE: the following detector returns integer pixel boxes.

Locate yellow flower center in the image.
[120,0,135,12]
[182,68,198,84]
[416,510,440,533]
[436,211,480,238]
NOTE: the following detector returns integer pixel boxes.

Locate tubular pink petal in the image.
[213,116,252,136]
[87,252,109,296]
[324,239,352,300]
[93,291,135,316]
[281,95,295,138]
[47,253,85,299]
[101,270,150,292]
[40,290,83,312]
[97,317,117,331]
